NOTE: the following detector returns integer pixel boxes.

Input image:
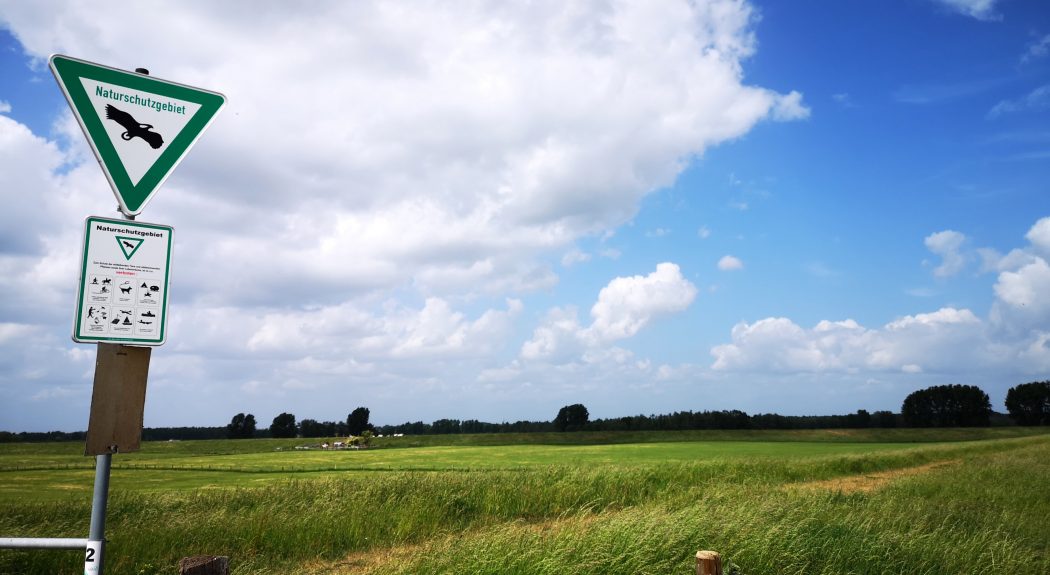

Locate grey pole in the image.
[85,451,112,574]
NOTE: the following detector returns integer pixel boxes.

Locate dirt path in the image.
[788,459,962,494]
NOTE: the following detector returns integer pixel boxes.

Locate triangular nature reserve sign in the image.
[49,54,226,216]
[115,236,144,260]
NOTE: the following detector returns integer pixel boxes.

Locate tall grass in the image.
[349,439,1050,575]
[0,433,1047,574]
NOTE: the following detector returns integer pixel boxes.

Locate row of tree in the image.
[209,407,906,439]
[898,381,1050,427]
[222,407,376,439]
[3,381,1046,443]
[206,381,1045,441]
[204,381,1041,441]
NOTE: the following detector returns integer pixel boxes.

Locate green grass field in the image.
[1,428,1048,574]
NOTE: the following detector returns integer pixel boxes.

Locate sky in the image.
[0,0,1048,432]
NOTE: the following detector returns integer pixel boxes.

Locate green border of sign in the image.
[49,54,226,216]
[73,216,174,346]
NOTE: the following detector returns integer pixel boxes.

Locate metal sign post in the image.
[85,449,112,575]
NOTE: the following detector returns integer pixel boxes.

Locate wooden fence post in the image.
[696,550,722,575]
[178,555,229,575]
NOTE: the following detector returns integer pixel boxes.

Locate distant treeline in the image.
[0,430,87,443]
[2,411,897,442]
[376,419,554,436]
[142,426,233,441]
[382,410,1019,435]
[0,407,1021,443]
[0,428,235,443]
[373,409,902,436]
[0,427,274,443]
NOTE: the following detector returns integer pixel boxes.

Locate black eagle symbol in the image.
[104,105,164,149]
[122,240,136,249]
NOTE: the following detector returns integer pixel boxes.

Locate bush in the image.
[554,404,589,432]
[1005,381,1050,426]
[901,384,991,427]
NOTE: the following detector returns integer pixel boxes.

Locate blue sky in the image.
[1,0,1048,432]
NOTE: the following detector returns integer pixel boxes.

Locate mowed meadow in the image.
[1,428,1049,575]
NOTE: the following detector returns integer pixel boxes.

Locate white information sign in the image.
[73,216,173,345]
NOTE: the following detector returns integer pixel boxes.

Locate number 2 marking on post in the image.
[84,540,102,574]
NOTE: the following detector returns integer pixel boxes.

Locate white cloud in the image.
[0,116,65,258]
[988,85,1050,119]
[1026,216,1050,256]
[717,255,744,271]
[964,217,1050,276]
[521,262,697,359]
[994,258,1050,317]
[697,226,711,239]
[0,101,10,114]
[930,0,1000,21]
[240,297,523,360]
[711,217,1050,378]
[977,247,1037,274]
[711,308,991,374]
[884,307,981,330]
[1018,332,1050,371]
[585,263,697,342]
[561,249,591,268]
[771,91,810,120]
[30,385,86,401]
[0,0,805,306]
[711,317,841,372]
[1022,34,1050,64]
[0,322,35,344]
[520,307,586,362]
[924,229,967,277]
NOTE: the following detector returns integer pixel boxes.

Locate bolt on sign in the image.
[49,54,226,216]
[74,216,173,346]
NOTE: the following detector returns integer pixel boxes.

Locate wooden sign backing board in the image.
[85,343,151,456]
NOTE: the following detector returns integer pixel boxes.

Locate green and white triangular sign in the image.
[49,54,226,216]
[115,236,144,260]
